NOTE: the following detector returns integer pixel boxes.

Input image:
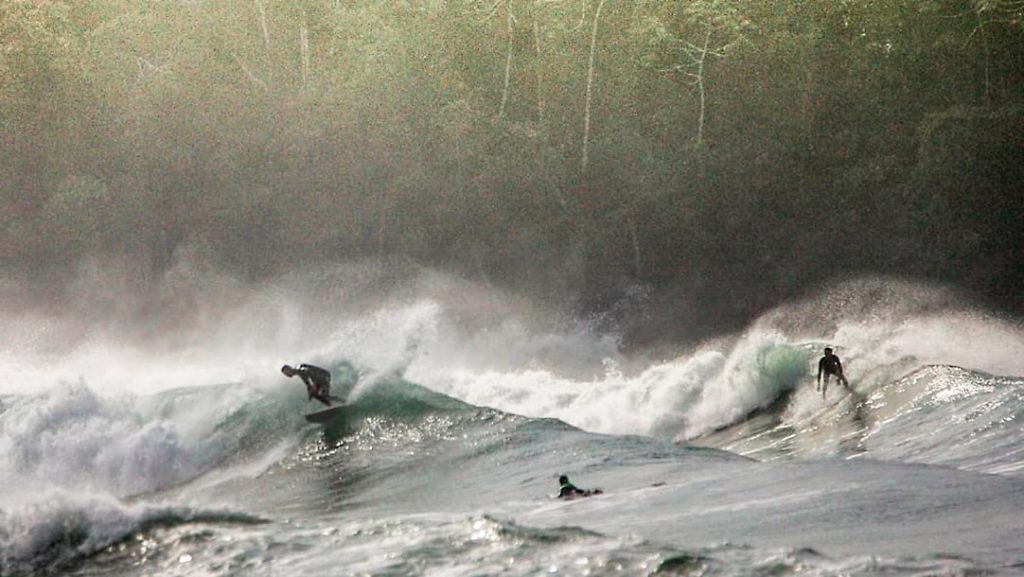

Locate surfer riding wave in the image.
[282,363,338,406]
[816,347,852,400]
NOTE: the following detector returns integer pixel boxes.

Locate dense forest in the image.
[2,0,1023,344]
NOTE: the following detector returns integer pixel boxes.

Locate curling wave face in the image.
[9,373,1023,576]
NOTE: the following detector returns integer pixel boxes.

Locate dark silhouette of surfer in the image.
[557,475,602,499]
[816,347,852,400]
[282,364,336,406]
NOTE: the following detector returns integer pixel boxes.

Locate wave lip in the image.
[0,380,309,499]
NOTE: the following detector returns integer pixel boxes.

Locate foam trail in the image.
[5,269,1024,454]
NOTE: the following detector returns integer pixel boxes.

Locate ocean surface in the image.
[3,276,1024,576]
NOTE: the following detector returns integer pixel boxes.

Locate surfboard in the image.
[558,489,603,501]
[304,402,346,424]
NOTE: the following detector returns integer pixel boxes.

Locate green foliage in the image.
[2,0,1023,340]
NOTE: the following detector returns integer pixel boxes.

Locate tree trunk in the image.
[254,0,273,83]
[976,10,992,106]
[533,4,545,128]
[581,0,607,172]
[695,25,711,145]
[533,2,547,189]
[499,1,514,117]
[300,21,310,87]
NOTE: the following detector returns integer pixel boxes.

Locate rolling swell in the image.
[0,493,266,577]
[338,376,477,421]
[224,376,743,519]
[855,366,1024,475]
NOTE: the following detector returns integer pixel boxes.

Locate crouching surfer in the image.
[816,347,852,400]
[282,363,338,406]
[558,475,602,500]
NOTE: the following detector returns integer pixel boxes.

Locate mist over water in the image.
[4,3,1024,574]
[4,260,1024,576]
[5,260,1022,439]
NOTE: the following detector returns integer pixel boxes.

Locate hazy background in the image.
[2,0,1022,347]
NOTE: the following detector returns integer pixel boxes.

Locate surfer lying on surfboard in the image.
[557,475,602,500]
[282,363,339,406]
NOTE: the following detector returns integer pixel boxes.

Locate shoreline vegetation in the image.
[3,1,1022,345]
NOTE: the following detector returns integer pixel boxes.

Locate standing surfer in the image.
[816,347,852,399]
[282,363,335,406]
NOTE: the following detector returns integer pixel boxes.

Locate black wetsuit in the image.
[818,354,843,379]
[295,364,332,403]
[558,482,586,499]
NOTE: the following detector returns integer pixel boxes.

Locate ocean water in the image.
[3,276,1024,576]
